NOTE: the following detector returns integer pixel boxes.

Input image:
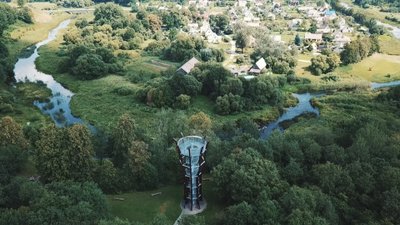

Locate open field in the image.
[6,7,69,60]
[337,53,400,83]
[107,182,225,224]
[340,0,400,26]
[379,34,400,55]
[295,52,400,91]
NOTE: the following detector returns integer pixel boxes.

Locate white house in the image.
[305,33,323,42]
[271,35,283,43]
[334,33,351,48]
[238,0,247,7]
[317,25,332,34]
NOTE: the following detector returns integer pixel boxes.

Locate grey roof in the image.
[177,57,200,74]
[254,57,266,70]
[305,33,323,40]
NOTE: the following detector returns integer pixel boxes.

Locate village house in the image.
[271,35,284,43]
[200,21,221,43]
[254,0,263,6]
[248,57,267,75]
[237,0,247,7]
[290,19,303,30]
[324,10,337,20]
[317,25,332,34]
[187,23,200,35]
[176,57,200,75]
[267,12,276,20]
[333,32,351,49]
[305,33,323,42]
[198,0,208,8]
[298,6,314,12]
[337,18,354,33]
[289,0,299,6]
[307,9,321,19]
[229,9,239,21]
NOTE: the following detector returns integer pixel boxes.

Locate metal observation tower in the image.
[176,136,207,211]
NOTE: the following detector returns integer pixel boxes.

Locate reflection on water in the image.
[260,92,324,140]
[13,20,94,131]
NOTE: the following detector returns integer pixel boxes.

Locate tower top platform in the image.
[177,136,207,157]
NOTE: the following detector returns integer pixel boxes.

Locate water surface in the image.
[13,20,91,128]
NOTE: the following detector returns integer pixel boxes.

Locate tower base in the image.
[180,199,207,215]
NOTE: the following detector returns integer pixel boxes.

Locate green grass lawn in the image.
[108,182,225,224]
[379,34,400,56]
[336,53,400,82]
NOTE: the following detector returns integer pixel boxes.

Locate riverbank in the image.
[1,5,70,125]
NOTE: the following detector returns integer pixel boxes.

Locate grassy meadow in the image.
[379,34,400,56]
[107,182,225,224]
[336,53,400,83]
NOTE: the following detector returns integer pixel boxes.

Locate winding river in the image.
[12,20,400,138]
[13,19,93,129]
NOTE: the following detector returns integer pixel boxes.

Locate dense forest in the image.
[1,87,400,225]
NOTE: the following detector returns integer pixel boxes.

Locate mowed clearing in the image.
[107,183,225,224]
[337,53,400,82]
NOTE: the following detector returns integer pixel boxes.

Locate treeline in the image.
[340,35,380,64]
[32,0,131,7]
[0,3,33,83]
[354,0,400,10]
[56,0,93,8]
[153,33,225,62]
[309,36,380,75]
[329,0,385,35]
[136,63,287,115]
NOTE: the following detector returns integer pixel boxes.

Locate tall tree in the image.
[212,148,282,203]
[0,116,28,149]
[112,113,136,166]
[65,124,94,181]
[35,125,94,182]
[294,34,302,46]
[188,112,212,136]
[235,31,249,53]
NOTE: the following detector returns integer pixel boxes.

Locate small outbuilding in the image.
[249,57,266,74]
[176,57,200,75]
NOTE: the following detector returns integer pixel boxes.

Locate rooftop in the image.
[177,57,200,74]
[177,136,207,157]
